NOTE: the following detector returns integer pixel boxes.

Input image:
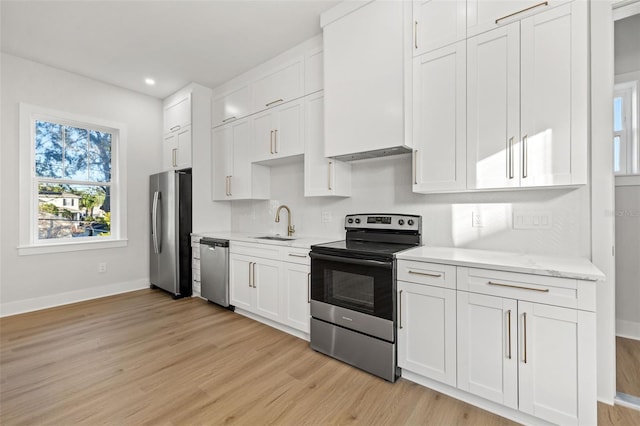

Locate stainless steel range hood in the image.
[329,145,412,162]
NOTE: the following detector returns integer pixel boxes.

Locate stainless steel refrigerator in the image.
[149,169,192,298]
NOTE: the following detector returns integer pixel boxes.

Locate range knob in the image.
[408,219,415,226]
[347,218,354,224]
[355,218,361,224]
[398,219,405,225]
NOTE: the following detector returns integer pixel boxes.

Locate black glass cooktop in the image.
[311,239,418,258]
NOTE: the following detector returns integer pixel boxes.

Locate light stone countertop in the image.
[192,231,340,250]
[396,246,606,282]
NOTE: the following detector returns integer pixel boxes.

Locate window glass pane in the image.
[35,120,63,178]
[38,183,110,240]
[613,135,621,174]
[613,97,623,132]
[89,130,112,182]
[63,126,89,180]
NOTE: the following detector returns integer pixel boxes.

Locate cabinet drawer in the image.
[397,260,456,289]
[281,247,310,265]
[193,269,201,282]
[192,258,200,270]
[458,267,595,311]
[191,236,202,246]
[230,241,281,261]
[192,246,200,260]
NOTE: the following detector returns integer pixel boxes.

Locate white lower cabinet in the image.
[229,242,310,336]
[397,280,456,386]
[190,236,201,296]
[398,259,596,425]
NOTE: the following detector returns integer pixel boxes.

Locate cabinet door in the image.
[413,0,466,56]
[163,133,178,171]
[252,58,304,112]
[212,86,249,127]
[252,110,275,162]
[520,2,587,187]
[163,94,191,134]
[229,119,252,199]
[253,259,281,322]
[467,23,521,189]
[304,92,351,197]
[518,302,595,425]
[274,100,304,158]
[323,0,406,158]
[282,262,311,333]
[467,0,553,38]
[413,42,466,193]
[398,281,457,386]
[229,255,253,311]
[457,291,518,409]
[175,126,192,169]
[211,124,233,200]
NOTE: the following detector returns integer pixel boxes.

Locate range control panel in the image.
[345,214,421,232]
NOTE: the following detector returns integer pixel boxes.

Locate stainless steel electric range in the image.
[309,213,422,382]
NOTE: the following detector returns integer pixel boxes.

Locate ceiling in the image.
[1,0,339,99]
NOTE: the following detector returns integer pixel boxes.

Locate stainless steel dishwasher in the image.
[199,238,232,308]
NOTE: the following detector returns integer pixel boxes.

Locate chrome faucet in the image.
[275,205,295,237]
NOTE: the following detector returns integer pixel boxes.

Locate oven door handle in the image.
[309,252,393,269]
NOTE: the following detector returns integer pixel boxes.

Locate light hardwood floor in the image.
[1,289,639,425]
[617,336,640,397]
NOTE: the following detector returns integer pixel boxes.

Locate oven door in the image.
[310,251,395,341]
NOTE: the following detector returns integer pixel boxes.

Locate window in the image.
[19,104,127,254]
[613,81,639,175]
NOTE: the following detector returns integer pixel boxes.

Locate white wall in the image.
[614,13,640,75]
[231,155,591,257]
[0,53,162,315]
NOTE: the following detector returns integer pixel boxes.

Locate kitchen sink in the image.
[253,236,295,241]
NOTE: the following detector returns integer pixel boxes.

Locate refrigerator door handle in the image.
[152,191,162,253]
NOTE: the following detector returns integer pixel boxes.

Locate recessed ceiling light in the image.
[145,78,156,86]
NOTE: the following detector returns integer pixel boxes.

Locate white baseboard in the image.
[616,319,640,340]
[0,279,149,317]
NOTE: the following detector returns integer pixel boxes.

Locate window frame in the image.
[613,81,639,176]
[19,103,128,255]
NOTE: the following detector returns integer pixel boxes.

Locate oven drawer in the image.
[397,260,456,290]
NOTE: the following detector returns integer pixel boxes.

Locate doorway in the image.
[613,1,640,409]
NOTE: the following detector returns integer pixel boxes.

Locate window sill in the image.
[18,239,128,256]
[615,175,640,187]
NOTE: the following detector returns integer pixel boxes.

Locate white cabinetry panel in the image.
[412,0,466,55]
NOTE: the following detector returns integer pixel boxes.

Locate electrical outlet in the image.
[98,262,107,273]
[472,211,484,228]
[321,211,332,223]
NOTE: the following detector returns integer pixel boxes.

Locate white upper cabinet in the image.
[467,0,567,38]
[466,1,587,190]
[322,0,411,159]
[211,86,250,128]
[251,57,304,113]
[413,0,466,56]
[304,92,351,197]
[413,41,467,193]
[252,99,305,163]
[305,47,324,94]
[163,93,191,134]
[466,22,521,189]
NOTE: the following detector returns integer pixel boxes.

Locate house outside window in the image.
[19,104,127,255]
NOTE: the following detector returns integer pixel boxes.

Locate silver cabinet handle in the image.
[523,312,528,364]
[228,176,232,197]
[414,21,418,50]
[172,148,177,167]
[169,125,181,131]
[307,272,311,303]
[222,116,237,123]
[488,281,549,293]
[507,309,512,359]
[248,262,253,287]
[408,270,442,278]
[328,161,333,190]
[507,137,514,179]
[522,134,528,179]
[496,1,548,24]
[273,129,278,154]
[288,253,307,258]
[270,130,274,154]
[398,290,403,329]
[413,150,418,184]
[252,262,256,288]
[266,98,284,107]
